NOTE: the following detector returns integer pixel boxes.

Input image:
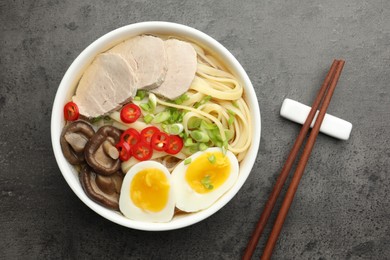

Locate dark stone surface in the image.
[1,0,389,259]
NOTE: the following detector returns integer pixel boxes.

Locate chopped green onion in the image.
[148,93,157,112]
[187,118,202,129]
[194,95,212,108]
[208,154,216,164]
[166,107,183,124]
[227,109,236,116]
[223,139,228,149]
[143,114,154,124]
[190,145,199,153]
[164,123,184,135]
[200,120,217,130]
[190,130,210,143]
[232,101,239,108]
[208,128,222,144]
[228,115,235,125]
[214,141,223,148]
[198,143,209,151]
[222,139,228,155]
[225,129,234,141]
[184,158,192,165]
[227,109,236,125]
[152,111,171,123]
[184,138,195,147]
[200,175,213,190]
[161,123,167,131]
[170,111,180,123]
[173,94,189,104]
[135,90,146,100]
[203,95,212,103]
[140,103,150,111]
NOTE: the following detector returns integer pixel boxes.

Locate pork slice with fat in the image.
[109,35,167,90]
[151,39,197,100]
[72,53,138,118]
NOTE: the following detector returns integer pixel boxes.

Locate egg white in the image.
[119,161,175,223]
[171,147,239,212]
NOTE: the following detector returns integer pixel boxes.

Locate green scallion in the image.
[208,128,222,144]
[208,154,216,164]
[184,158,192,165]
[173,94,189,105]
[135,90,146,100]
[164,123,184,135]
[198,143,209,151]
[225,129,234,141]
[222,140,228,155]
[190,130,210,143]
[227,109,236,125]
[195,95,212,108]
[228,115,235,125]
[152,111,171,123]
[148,93,157,112]
[190,145,199,153]
[139,103,150,112]
[184,138,195,147]
[227,109,236,116]
[200,120,217,130]
[200,175,213,190]
[143,114,154,124]
[187,118,202,129]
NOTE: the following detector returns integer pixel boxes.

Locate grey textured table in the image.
[1,1,389,259]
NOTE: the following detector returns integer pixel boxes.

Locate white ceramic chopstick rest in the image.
[280,98,352,140]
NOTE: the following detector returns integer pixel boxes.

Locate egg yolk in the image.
[130,168,170,212]
[185,151,231,194]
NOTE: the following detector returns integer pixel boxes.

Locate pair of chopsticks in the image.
[243,59,345,259]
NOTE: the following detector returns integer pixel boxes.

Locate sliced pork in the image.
[151,39,197,100]
[109,35,167,90]
[72,53,138,118]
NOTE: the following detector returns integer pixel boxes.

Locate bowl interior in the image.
[51,22,261,231]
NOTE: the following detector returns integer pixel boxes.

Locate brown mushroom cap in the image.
[79,165,124,210]
[84,126,122,176]
[60,121,95,165]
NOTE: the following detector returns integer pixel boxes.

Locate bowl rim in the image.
[51,21,261,231]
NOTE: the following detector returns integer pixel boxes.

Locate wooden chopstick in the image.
[243,60,345,260]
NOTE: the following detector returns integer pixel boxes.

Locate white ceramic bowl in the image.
[51,22,261,231]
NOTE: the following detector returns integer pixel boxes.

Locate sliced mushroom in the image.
[60,121,95,165]
[103,139,119,160]
[79,165,124,210]
[84,126,122,175]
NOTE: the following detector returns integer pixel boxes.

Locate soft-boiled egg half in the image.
[119,161,175,222]
[171,147,239,212]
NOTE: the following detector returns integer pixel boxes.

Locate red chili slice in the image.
[151,132,169,151]
[120,128,140,146]
[165,135,184,155]
[120,103,141,123]
[140,126,160,144]
[64,101,79,121]
[132,141,153,161]
[115,141,132,161]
